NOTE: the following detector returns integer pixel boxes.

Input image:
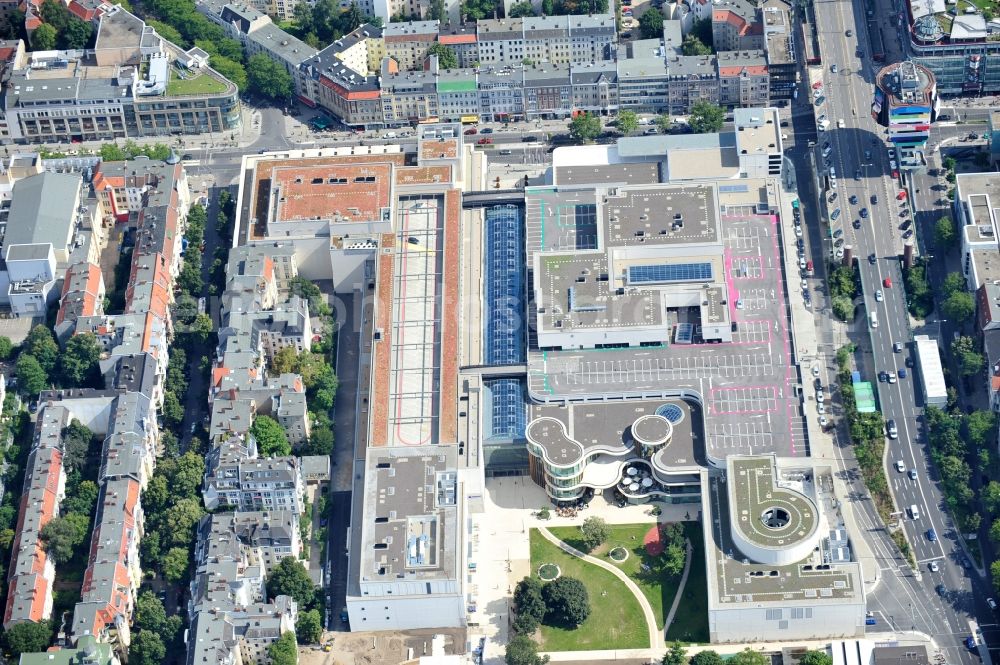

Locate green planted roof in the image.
[437,80,477,93]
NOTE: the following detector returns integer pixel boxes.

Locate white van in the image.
[870,311,878,328]
[909,504,919,519]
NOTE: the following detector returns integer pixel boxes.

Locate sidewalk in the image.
[777,158,883,594]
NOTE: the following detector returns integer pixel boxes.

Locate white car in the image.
[819,415,829,428]
[875,290,883,302]
[812,365,821,377]
[816,389,825,403]
[795,225,803,237]
[817,403,826,414]
[801,279,809,291]
[895,460,906,472]
[929,561,939,573]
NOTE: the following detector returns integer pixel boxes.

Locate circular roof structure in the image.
[913,15,944,43]
[655,403,685,424]
[631,413,672,447]
[727,456,820,566]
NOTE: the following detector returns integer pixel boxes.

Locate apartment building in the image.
[717,50,769,108]
[664,54,719,114]
[712,0,764,52]
[203,450,306,514]
[187,511,298,665]
[385,20,438,71]
[477,14,616,67]
[3,407,68,629]
[760,0,796,99]
[206,510,302,573]
[1,6,240,145]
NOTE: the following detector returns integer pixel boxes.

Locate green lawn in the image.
[167,69,228,96]
[665,522,709,643]
[549,522,680,627]
[529,528,649,651]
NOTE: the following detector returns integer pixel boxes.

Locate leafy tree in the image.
[934,217,956,249]
[992,560,1000,593]
[580,516,609,551]
[31,23,57,49]
[512,611,539,635]
[506,634,549,665]
[62,16,92,49]
[662,641,686,665]
[691,17,713,47]
[942,271,967,298]
[268,631,298,665]
[247,54,294,101]
[162,391,185,427]
[267,556,316,607]
[616,110,638,135]
[690,651,725,665]
[0,336,13,360]
[164,498,205,547]
[25,325,59,374]
[426,42,458,69]
[951,336,983,376]
[662,541,685,576]
[296,608,323,644]
[656,114,673,133]
[990,518,1000,543]
[163,546,191,582]
[135,590,169,635]
[62,419,94,473]
[986,482,1000,516]
[541,0,554,15]
[130,630,167,665]
[60,333,102,387]
[39,514,89,564]
[514,576,546,622]
[508,0,534,16]
[210,55,247,91]
[831,296,853,322]
[303,424,334,456]
[173,451,206,499]
[729,649,769,665]
[4,620,52,657]
[942,290,975,323]
[800,651,833,665]
[965,512,982,533]
[966,410,996,449]
[251,415,292,457]
[542,576,590,626]
[689,99,725,134]
[62,479,98,517]
[149,19,184,45]
[569,112,602,143]
[639,7,664,38]
[681,35,711,56]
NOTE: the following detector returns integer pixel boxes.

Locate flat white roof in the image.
[914,335,947,402]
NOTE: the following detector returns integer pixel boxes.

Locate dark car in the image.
[859,208,869,219]
[900,220,911,230]
[849,194,858,205]
[903,229,913,239]
[936,584,946,596]
[181,153,194,161]
[871,194,878,205]
[523,135,539,142]
[868,253,877,264]
[833,229,843,239]
[853,219,862,229]
[878,371,889,383]
[481,127,494,134]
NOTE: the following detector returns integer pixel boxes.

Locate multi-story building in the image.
[381,65,440,122]
[1,6,240,144]
[203,446,306,514]
[903,0,1000,95]
[384,20,438,71]
[665,54,719,114]
[618,50,671,111]
[571,62,619,115]
[477,14,616,67]
[436,68,481,120]
[478,66,525,121]
[717,50,769,108]
[873,61,936,171]
[244,23,317,100]
[201,511,301,574]
[187,509,298,665]
[3,407,68,629]
[0,171,83,316]
[760,0,796,100]
[523,64,572,119]
[712,0,763,52]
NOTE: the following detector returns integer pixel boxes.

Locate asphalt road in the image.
[813,0,986,660]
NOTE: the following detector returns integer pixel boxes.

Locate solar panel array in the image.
[485,379,527,440]
[573,203,599,250]
[485,205,525,365]
[628,262,713,284]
